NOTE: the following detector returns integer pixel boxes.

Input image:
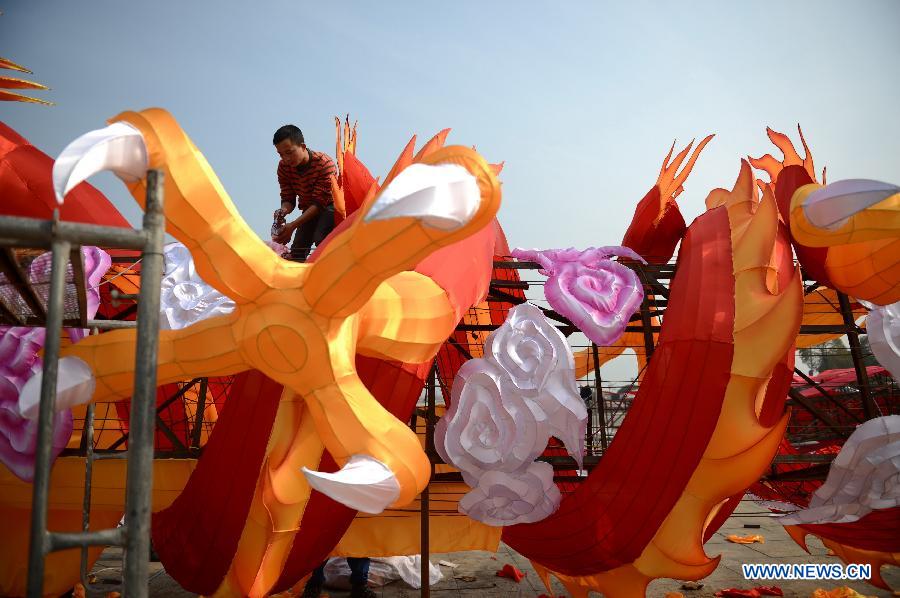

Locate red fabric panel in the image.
[114,383,190,450]
[798,507,900,553]
[340,151,376,218]
[502,206,736,575]
[621,186,687,264]
[151,370,283,595]
[435,329,471,401]
[436,253,524,404]
[0,123,130,227]
[774,165,830,285]
[270,356,431,592]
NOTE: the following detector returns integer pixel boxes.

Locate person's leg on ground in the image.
[347,557,375,598]
[300,560,327,597]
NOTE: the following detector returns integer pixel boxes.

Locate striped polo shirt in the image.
[277,150,336,210]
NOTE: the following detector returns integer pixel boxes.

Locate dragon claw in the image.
[364,162,480,231]
[52,122,148,204]
[301,454,401,514]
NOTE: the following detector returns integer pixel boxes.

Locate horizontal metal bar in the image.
[799,324,862,334]
[762,463,832,482]
[771,453,836,463]
[492,260,541,270]
[60,448,202,459]
[493,260,678,274]
[0,215,147,250]
[490,279,529,289]
[6,316,92,328]
[47,528,125,552]
[86,318,138,330]
[93,451,130,460]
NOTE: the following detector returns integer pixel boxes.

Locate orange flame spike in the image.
[0,76,48,91]
[380,134,417,188]
[796,124,815,176]
[0,89,52,105]
[766,127,804,165]
[334,116,344,176]
[751,126,821,189]
[414,128,451,161]
[748,153,783,186]
[658,141,676,180]
[657,135,714,202]
[343,114,357,155]
[0,56,30,73]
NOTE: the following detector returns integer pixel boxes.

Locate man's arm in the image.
[273,204,321,244]
[276,163,297,216]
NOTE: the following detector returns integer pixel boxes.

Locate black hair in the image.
[273,124,305,146]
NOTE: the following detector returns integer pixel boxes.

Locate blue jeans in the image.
[290,204,336,261]
[308,557,370,587]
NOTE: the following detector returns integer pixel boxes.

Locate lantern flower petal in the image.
[436,303,586,525]
[511,246,645,346]
[1,247,109,481]
[458,462,561,526]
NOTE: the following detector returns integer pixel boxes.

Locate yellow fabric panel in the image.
[797,287,867,349]
[336,503,501,557]
[0,506,121,598]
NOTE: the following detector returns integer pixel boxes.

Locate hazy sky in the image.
[3,1,899,383]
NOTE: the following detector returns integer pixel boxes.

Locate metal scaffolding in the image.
[0,171,165,598]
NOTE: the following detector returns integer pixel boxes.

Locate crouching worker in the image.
[271,124,336,261]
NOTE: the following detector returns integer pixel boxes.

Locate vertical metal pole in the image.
[80,400,96,584]
[27,226,71,598]
[636,265,657,361]
[122,170,165,598]
[190,378,208,449]
[591,343,608,452]
[420,364,436,598]
[837,292,875,420]
[639,296,655,359]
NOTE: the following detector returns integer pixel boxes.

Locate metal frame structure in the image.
[8,230,890,595]
[0,171,165,598]
[430,258,895,482]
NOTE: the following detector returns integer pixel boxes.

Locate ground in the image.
[84,502,899,597]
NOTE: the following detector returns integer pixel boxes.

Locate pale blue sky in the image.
[3,1,899,382]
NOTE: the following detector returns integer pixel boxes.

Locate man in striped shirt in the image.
[272,124,337,261]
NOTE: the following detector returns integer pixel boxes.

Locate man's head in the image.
[273,124,308,167]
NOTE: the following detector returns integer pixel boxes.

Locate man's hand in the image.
[273,220,294,245]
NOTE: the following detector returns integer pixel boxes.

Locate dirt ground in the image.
[82,501,899,597]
